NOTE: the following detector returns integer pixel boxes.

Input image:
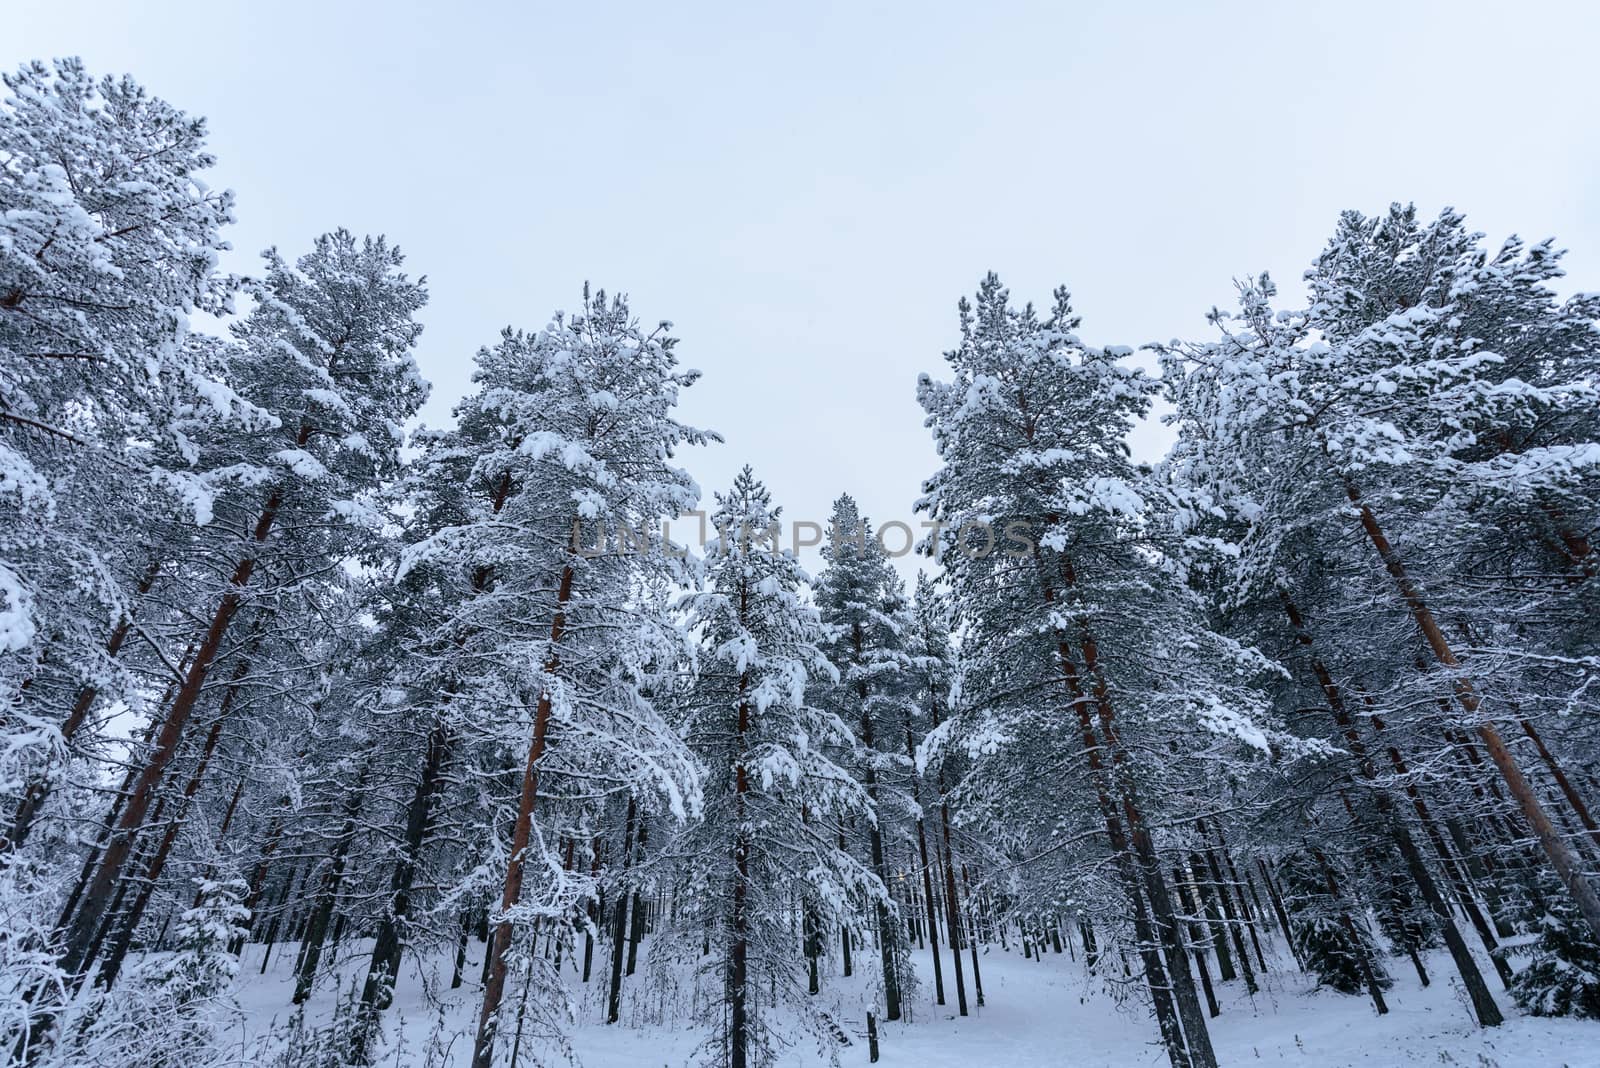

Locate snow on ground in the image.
[231,934,1600,1067]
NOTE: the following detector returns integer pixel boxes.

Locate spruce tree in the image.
[811,494,917,1022]
[1277,850,1392,1002]
[668,469,883,1068]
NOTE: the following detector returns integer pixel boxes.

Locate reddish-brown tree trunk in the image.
[1279,587,1506,1023]
[471,560,575,1068]
[1346,484,1600,944]
[55,701,172,935]
[52,483,287,986]
[4,561,161,855]
[1053,625,1197,1068]
[1371,715,1514,987]
[1514,716,1600,854]
[96,699,233,988]
[1071,611,1216,1068]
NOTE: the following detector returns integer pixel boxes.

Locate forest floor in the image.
[229,932,1600,1067]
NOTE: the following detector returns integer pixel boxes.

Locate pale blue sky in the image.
[15,0,1600,573]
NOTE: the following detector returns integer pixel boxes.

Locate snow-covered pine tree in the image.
[0,58,261,859]
[42,229,428,1021]
[1512,871,1600,1019]
[667,468,882,1068]
[918,275,1296,1068]
[50,877,250,1068]
[396,290,710,1068]
[810,495,917,1023]
[1159,204,1600,975]
[1160,354,1516,1026]
[333,380,529,1059]
[1168,459,1519,1019]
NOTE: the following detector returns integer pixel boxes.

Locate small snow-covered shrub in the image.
[1512,888,1600,1019]
[47,878,249,1068]
[1278,852,1392,997]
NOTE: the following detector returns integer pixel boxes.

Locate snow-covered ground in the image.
[229,933,1599,1067]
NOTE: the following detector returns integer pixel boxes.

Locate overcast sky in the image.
[15,0,1600,575]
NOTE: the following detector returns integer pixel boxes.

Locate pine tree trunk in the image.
[1172,864,1221,1018]
[1279,587,1504,1024]
[902,708,946,1007]
[1044,547,1215,1067]
[1209,831,1269,974]
[729,608,754,1068]
[56,652,190,934]
[924,684,968,1016]
[81,850,143,981]
[799,806,823,996]
[451,910,472,989]
[1310,848,1388,1016]
[359,468,511,1055]
[582,838,600,984]
[961,864,985,1007]
[804,897,822,996]
[51,482,288,990]
[1257,860,1301,969]
[1188,852,1235,982]
[193,772,248,910]
[232,804,286,955]
[1057,635,1196,1068]
[852,624,902,1022]
[1077,627,1216,1068]
[1199,844,1256,994]
[1515,716,1600,854]
[97,692,236,990]
[1385,742,1514,986]
[256,860,303,974]
[626,886,645,976]
[1240,867,1272,937]
[353,721,450,1059]
[1345,485,1600,946]
[606,798,637,1024]
[293,764,369,1005]
[471,559,575,1068]
[4,560,160,856]
[938,798,970,1021]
